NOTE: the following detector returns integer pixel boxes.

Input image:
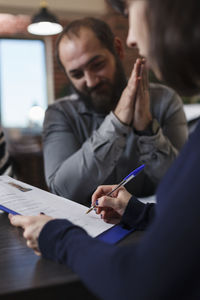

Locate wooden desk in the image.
[0,212,142,300]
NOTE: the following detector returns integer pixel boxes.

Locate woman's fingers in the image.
[100,208,121,224]
[91,185,118,206]
[97,195,120,211]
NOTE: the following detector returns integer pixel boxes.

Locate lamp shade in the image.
[28,7,63,36]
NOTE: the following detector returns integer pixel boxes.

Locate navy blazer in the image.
[39,121,200,300]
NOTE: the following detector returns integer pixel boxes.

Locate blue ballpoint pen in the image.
[86,164,145,214]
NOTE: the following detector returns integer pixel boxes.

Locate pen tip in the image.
[86,206,93,214]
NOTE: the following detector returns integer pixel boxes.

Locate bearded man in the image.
[43,17,187,205]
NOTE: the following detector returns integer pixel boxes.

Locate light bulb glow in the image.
[28,21,63,36]
[28,106,45,125]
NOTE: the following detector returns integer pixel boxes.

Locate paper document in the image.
[0,176,113,237]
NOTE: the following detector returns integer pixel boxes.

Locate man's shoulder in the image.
[47,93,88,114]
[50,94,80,108]
[149,82,182,105]
[44,94,87,126]
[149,83,183,118]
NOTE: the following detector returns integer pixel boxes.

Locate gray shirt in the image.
[43,83,188,205]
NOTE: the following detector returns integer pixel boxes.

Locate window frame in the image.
[0,35,54,131]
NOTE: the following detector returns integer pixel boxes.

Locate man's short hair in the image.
[56,17,116,72]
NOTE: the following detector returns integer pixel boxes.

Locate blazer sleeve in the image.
[121,196,155,230]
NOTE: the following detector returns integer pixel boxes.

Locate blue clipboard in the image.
[97,224,135,244]
[0,204,20,215]
[0,204,134,244]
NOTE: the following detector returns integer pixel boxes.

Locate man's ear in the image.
[114,37,124,60]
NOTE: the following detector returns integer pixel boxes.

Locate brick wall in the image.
[51,20,69,99]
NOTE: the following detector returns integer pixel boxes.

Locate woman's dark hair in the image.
[56,17,116,72]
[147,0,200,95]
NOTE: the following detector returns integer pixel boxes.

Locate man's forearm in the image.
[45,112,130,204]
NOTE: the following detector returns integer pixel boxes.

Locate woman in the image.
[9,0,200,299]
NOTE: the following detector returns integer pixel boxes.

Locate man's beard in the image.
[69,57,127,114]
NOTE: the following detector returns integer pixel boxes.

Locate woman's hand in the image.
[8,214,53,256]
[91,185,132,224]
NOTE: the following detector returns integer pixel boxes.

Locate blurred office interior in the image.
[0,0,199,190]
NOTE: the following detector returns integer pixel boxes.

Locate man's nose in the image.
[84,71,100,88]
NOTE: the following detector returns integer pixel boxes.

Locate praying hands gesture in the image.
[114,58,152,131]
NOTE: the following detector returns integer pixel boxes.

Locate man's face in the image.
[59,28,126,113]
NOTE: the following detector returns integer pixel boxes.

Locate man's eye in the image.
[92,61,105,70]
[72,72,83,79]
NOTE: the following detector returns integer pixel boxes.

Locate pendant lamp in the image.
[27,0,63,36]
